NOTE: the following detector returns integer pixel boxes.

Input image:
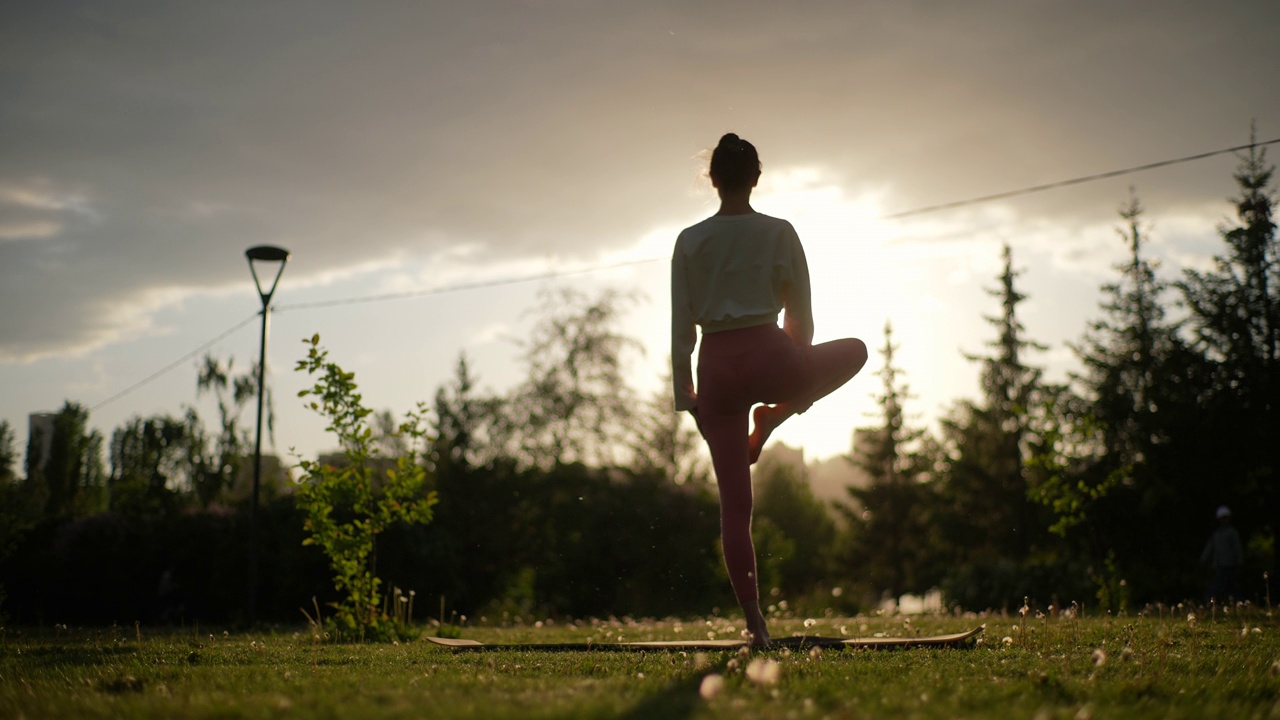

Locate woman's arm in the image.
[671,244,698,411]
[782,230,814,346]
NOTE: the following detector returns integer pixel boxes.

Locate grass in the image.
[3,605,1279,719]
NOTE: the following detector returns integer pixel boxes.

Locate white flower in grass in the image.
[699,674,725,699]
[1091,648,1107,667]
[803,618,817,629]
[746,658,781,686]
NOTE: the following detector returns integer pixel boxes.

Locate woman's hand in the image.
[688,406,706,440]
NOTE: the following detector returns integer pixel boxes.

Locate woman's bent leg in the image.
[699,406,769,644]
[748,337,868,463]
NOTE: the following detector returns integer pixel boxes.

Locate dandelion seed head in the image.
[699,673,725,699]
[831,587,843,597]
[808,647,822,660]
[804,618,816,628]
[746,657,781,686]
[1002,636,1014,646]
[1091,648,1107,666]
[1120,646,1135,662]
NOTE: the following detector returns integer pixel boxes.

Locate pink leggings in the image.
[696,324,867,607]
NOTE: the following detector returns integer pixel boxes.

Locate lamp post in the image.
[245,244,290,623]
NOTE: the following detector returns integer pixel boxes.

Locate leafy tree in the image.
[431,352,501,474]
[839,321,940,601]
[195,353,264,506]
[294,335,438,640]
[502,287,642,469]
[24,401,107,519]
[0,420,29,619]
[629,364,709,485]
[108,412,203,516]
[0,420,16,485]
[751,460,838,596]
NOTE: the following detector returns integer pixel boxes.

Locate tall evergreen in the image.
[936,244,1053,609]
[839,321,939,601]
[1062,189,1208,601]
[1179,130,1279,592]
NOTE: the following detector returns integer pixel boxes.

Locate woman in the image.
[671,133,868,645]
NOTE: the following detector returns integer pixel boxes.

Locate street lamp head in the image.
[246,245,291,262]
[245,245,291,306]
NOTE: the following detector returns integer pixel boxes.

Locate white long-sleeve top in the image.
[670,212,813,411]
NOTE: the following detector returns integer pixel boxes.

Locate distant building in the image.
[755,441,871,515]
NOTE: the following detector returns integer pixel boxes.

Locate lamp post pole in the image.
[245,245,290,624]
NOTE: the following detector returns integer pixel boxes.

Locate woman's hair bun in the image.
[709,132,760,191]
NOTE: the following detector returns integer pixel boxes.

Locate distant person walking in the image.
[1201,505,1243,603]
[671,133,868,645]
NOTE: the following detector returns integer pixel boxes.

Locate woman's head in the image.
[709,133,761,193]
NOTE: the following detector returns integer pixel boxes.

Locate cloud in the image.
[1,0,1276,361]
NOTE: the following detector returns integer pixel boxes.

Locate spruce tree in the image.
[840,321,939,601]
[936,244,1052,609]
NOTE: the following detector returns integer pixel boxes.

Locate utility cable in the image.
[90,313,259,411]
[275,257,658,312]
[884,137,1280,219]
[87,137,1278,409]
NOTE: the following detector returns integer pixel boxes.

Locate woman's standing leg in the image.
[698,404,769,644]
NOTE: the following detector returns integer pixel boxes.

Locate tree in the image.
[503,287,641,469]
[936,244,1054,609]
[839,321,940,601]
[24,401,107,519]
[751,459,838,596]
[431,352,501,474]
[1178,130,1279,594]
[108,412,203,516]
[294,335,438,639]
[629,364,709,485]
[195,353,263,506]
[1038,189,1208,603]
[0,420,16,485]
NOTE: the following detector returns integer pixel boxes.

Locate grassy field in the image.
[3,605,1279,719]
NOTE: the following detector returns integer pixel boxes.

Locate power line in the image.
[884,137,1280,219]
[91,314,259,411]
[87,137,1277,410]
[276,257,659,312]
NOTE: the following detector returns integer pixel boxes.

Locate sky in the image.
[2,1,1278,472]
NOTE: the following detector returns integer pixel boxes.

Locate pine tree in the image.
[1179,129,1279,592]
[936,244,1052,609]
[839,321,939,600]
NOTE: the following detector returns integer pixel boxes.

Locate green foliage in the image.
[503,287,642,469]
[24,402,107,520]
[194,354,263,506]
[108,411,204,516]
[294,334,438,640]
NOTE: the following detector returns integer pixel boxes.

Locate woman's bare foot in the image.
[745,614,771,647]
[748,405,786,465]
